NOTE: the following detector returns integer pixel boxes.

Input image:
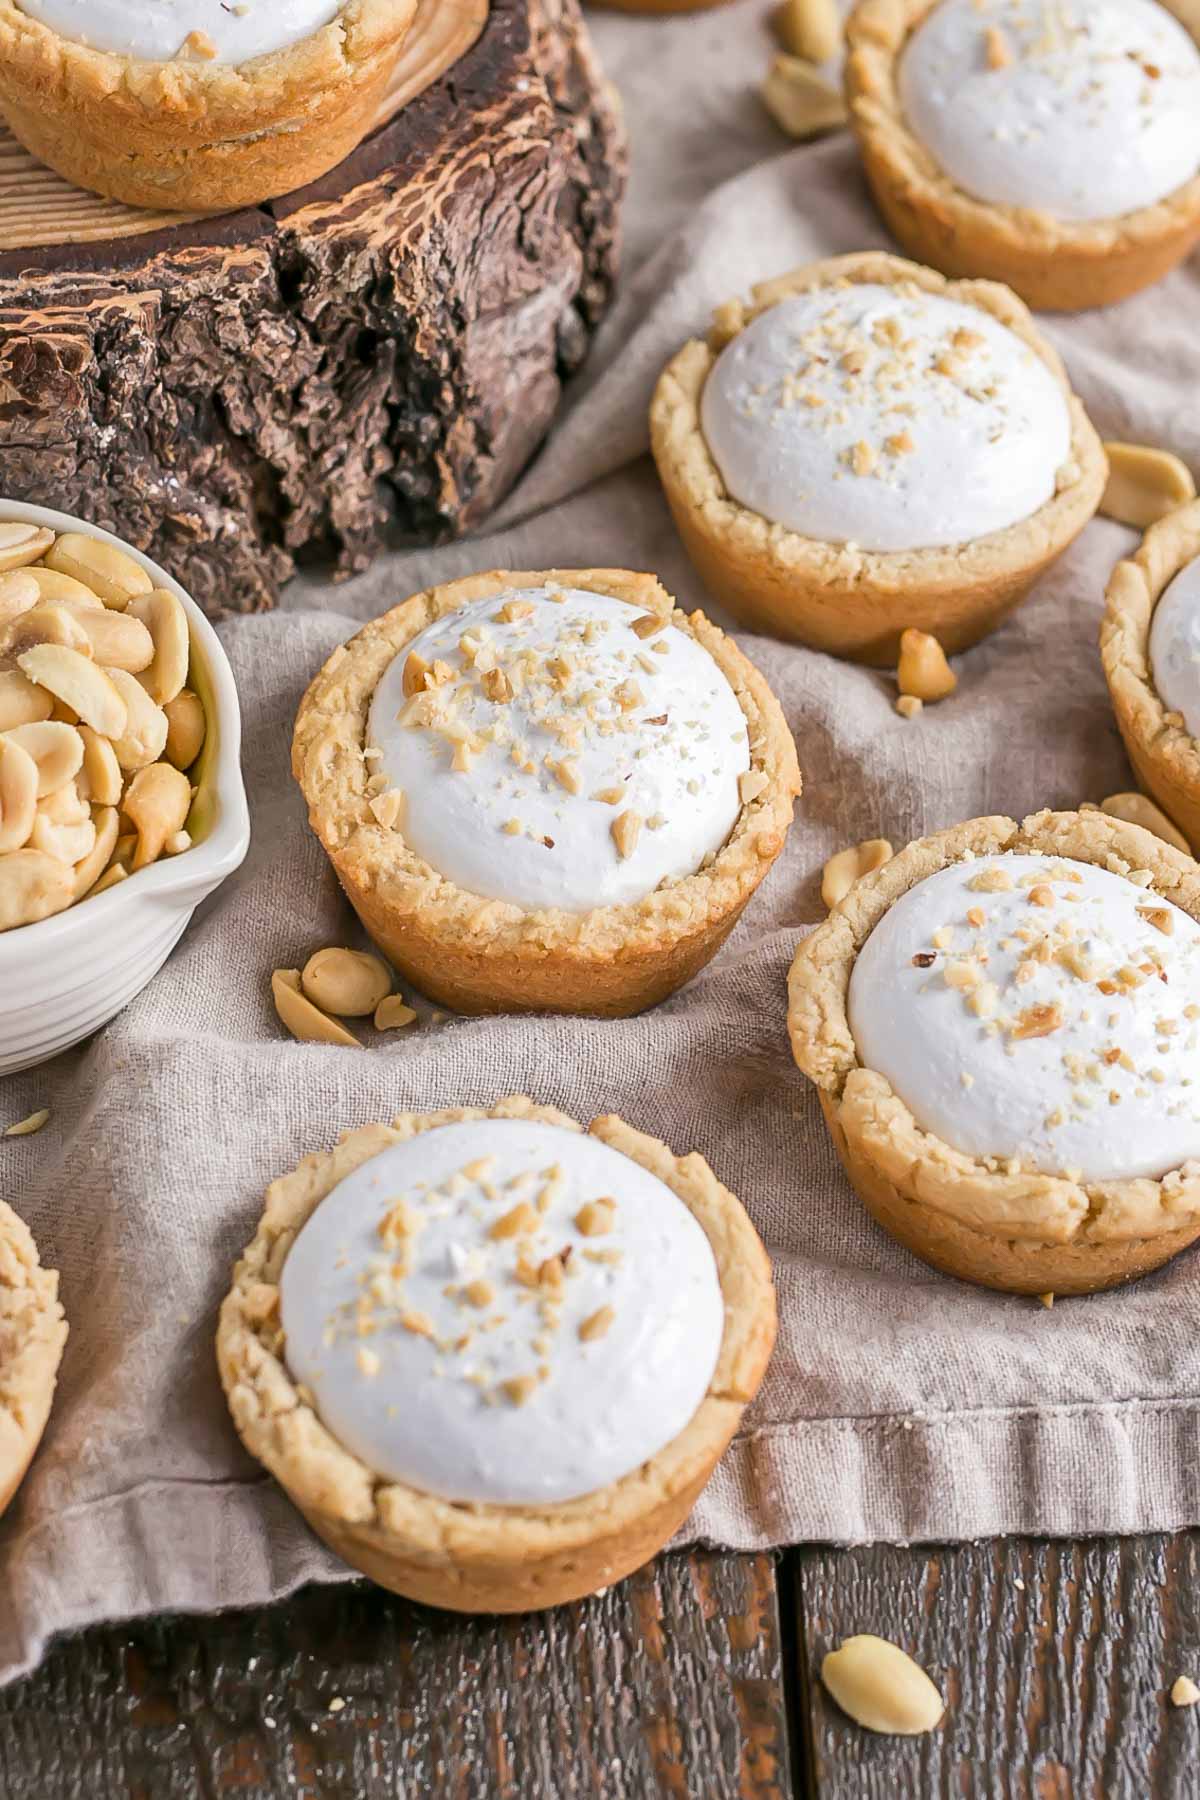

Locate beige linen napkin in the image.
[4,0,1200,1688]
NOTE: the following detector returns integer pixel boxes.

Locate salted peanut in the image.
[375,993,417,1030]
[1,721,83,797]
[898,628,957,703]
[163,688,206,770]
[301,946,393,1018]
[0,669,52,732]
[17,645,127,738]
[31,781,95,865]
[773,0,841,59]
[0,522,54,573]
[25,566,104,610]
[73,607,154,674]
[821,1636,944,1736]
[127,590,189,705]
[43,533,152,610]
[761,53,847,141]
[4,1108,49,1137]
[0,735,38,851]
[272,968,363,1049]
[105,668,168,771]
[72,806,119,899]
[1098,791,1191,855]
[1100,443,1196,530]
[89,861,128,897]
[122,761,192,869]
[0,847,74,930]
[76,725,123,807]
[0,571,39,630]
[1,602,93,667]
[895,695,923,720]
[821,837,894,910]
[1171,1675,1200,1708]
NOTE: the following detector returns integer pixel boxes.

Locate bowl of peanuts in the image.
[0,502,250,1074]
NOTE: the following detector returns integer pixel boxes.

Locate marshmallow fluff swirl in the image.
[366,587,751,913]
[699,284,1072,552]
[848,854,1200,1183]
[1150,552,1200,740]
[15,0,340,63]
[900,0,1200,223]
[279,1119,726,1505]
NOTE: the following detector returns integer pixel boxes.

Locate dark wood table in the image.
[4,1534,1199,1796]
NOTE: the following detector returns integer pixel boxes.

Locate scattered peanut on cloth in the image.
[0,523,205,932]
[821,1635,945,1736]
[762,0,846,141]
[272,948,418,1047]
[1171,1675,1200,1708]
[3,1108,49,1138]
[822,837,894,910]
[1099,442,1196,531]
[898,628,957,704]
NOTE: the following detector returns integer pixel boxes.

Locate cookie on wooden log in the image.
[0,0,625,617]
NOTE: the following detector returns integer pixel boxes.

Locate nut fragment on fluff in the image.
[1099,442,1195,530]
[772,0,841,61]
[761,53,847,140]
[897,629,957,703]
[821,1636,945,1736]
[821,838,893,910]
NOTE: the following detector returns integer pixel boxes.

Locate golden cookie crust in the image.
[649,252,1106,666]
[0,1199,67,1518]
[845,0,1200,312]
[0,0,415,210]
[216,1095,777,1614]
[787,810,1200,1296]
[1102,500,1200,855]
[292,567,802,1018]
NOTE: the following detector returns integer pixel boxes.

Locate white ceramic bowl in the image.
[0,502,250,1075]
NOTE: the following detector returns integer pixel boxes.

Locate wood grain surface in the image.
[796,1535,1200,1798]
[0,1550,791,1800]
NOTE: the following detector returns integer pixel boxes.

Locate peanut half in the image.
[1,721,84,797]
[0,847,74,929]
[301,947,393,1018]
[122,762,192,869]
[44,533,152,610]
[105,668,169,771]
[272,968,363,1049]
[30,781,95,864]
[761,54,847,140]
[73,607,154,674]
[773,0,841,61]
[897,628,957,703]
[375,994,418,1031]
[163,689,206,771]
[1100,442,1196,530]
[0,522,54,573]
[1096,791,1192,854]
[821,1636,945,1736]
[17,646,127,739]
[72,806,119,899]
[822,837,894,909]
[0,670,52,732]
[128,590,189,705]
[1,602,92,667]
[0,735,38,852]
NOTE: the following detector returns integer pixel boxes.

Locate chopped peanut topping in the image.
[578,1306,616,1343]
[489,1201,538,1240]
[575,1198,617,1237]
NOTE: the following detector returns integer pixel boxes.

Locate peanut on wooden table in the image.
[0,523,207,931]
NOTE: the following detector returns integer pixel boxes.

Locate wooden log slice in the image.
[0,0,625,615]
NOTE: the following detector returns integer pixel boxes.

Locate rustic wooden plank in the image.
[0,1549,793,1800]
[794,1534,1200,1797]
